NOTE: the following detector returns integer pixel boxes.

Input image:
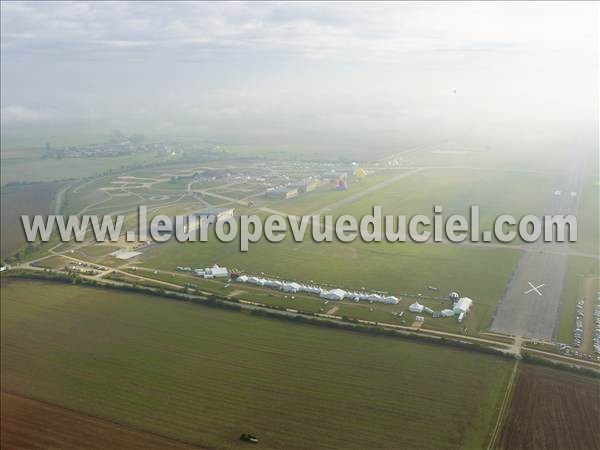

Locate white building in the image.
[196,264,228,278]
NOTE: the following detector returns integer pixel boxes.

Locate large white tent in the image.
[453,297,473,314]
[320,289,346,301]
[409,302,424,313]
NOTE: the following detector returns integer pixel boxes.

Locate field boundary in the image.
[486,360,519,450]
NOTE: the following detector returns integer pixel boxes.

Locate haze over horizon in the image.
[1,1,598,151]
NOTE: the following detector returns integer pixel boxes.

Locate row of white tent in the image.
[177,264,229,279]
[236,275,399,304]
[409,297,473,322]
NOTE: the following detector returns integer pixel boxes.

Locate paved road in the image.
[490,163,582,340]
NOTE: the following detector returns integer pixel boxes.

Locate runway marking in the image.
[525,282,545,296]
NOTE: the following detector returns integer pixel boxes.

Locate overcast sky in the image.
[1,1,597,148]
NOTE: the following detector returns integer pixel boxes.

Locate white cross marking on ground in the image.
[524,282,545,296]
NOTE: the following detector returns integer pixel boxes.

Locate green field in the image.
[0,181,66,259]
[1,279,512,450]
[138,230,520,333]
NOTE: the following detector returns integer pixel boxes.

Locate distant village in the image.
[43,131,184,159]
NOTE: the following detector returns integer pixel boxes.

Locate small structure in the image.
[423,306,435,315]
[195,207,234,222]
[240,433,259,444]
[266,187,299,200]
[196,264,228,278]
[292,178,320,193]
[354,167,367,178]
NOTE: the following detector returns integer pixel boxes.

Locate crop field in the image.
[498,363,599,450]
[0,392,201,450]
[0,152,151,184]
[1,279,513,450]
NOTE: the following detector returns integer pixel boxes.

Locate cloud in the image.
[1,105,57,123]
[1,2,595,61]
[0,2,596,141]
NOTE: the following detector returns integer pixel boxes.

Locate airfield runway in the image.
[489,165,582,340]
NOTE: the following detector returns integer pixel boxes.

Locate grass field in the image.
[0,181,66,259]
[556,255,599,344]
[0,153,153,184]
[30,255,69,269]
[498,363,599,450]
[330,168,557,245]
[139,232,520,333]
[0,392,202,450]
[1,279,512,450]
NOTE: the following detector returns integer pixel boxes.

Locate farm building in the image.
[409,302,424,313]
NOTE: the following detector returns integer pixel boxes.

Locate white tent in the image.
[208,265,228,278]
[409,302,424,313]
[320,289,346,301]
[440,309,455,317]
[282,282,302,293]
[384,296,399,304]
[423,306,435,315]
[367,294,383,302]
[453,297,473,314]
[236,275,249,283]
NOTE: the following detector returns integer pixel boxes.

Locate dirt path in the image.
[580,276,599,354]
[326,306,339,315]
[486,360,519,450]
